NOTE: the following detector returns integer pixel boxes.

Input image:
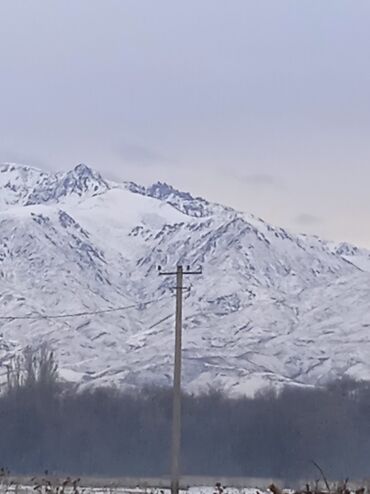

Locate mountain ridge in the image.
[0,162,369,395]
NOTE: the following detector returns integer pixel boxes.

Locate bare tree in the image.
[6,344,58,394]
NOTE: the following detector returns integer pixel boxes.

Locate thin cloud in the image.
[243,174,279,186]
[294,213,323,226]
[236,173,283,189]
[116,139,168,166]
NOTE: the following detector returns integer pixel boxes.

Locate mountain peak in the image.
[146,181,194,202]
[0,161,41,172]
[27,164,110,206]
[55,163,109,196]
[0,163,110,209]
[0,162,49,209]
[74,162,91,172]
[70,163,98,179]
[125,180,227,218]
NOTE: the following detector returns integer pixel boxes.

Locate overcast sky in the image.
[1,1,370,246]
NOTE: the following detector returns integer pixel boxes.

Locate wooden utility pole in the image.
[158,265,202,494]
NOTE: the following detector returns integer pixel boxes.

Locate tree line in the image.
[2,347,370,480]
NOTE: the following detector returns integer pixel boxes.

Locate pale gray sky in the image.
[1,1,370,246]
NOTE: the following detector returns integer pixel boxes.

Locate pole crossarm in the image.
[158,267,202,276]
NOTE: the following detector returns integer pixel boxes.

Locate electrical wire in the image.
[0,295,173,321]
[148,313,173,329]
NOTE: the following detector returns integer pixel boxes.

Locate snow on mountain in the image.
[125,180,235,218]
[330,241,370,272]
[0,162,109,209]
[0,162,370,395]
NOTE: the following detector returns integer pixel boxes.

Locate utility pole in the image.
[158,265,202,494]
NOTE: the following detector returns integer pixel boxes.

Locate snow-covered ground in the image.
[1,162,370,395]
[0,480,277,494]
[0,487,267,494]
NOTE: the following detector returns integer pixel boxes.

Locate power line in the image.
[0,296,172,321]
[148,313,173,330]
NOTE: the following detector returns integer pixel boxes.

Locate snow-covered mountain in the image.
[0,162,370,395]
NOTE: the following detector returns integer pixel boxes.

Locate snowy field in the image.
[0,485,270,494]
[0,476,367,494]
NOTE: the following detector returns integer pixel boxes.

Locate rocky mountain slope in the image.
[0,162,369,395]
